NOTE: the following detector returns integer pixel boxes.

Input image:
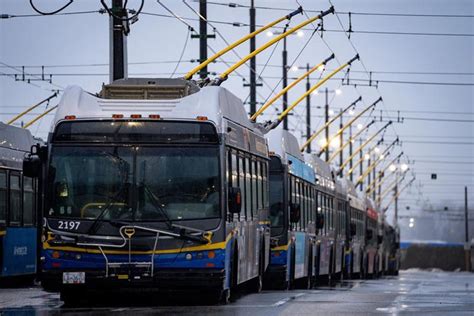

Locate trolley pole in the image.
[249,0,257,116]
[339,110,343,176]
[349,125,353,181]
[465,186,471,271]
[282,35,289,130]
[110,0,128,82]
[306,63,311,153]
[325,88,329,161]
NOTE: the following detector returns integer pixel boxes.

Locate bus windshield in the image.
[47,146,220,222]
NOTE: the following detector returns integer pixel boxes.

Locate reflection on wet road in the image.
[1,270,474,315]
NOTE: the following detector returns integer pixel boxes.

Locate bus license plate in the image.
[63,272,85,284]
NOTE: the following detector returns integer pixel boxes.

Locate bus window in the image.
[238,155,246,217]
[23,177,35,226]
[260,161,268,208]
[9,173,21,226]
[245,156,251,221]
[0,170,6,224]
[256,160,261,211]
[251,159,257,219]
[231,151,238,187]
[258,161,264,209]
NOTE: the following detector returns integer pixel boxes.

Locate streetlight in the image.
[267,28,306,130]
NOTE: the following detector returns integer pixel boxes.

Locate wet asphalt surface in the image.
[1,270,474,315]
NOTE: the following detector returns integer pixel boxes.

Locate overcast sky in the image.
[1,0,473,230]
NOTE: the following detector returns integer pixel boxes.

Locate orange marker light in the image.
[64,115,76,120]
[148,114,161,119]
[196,116,208,121]
[207,251,216,259]
[52,251,60,259]
[112,114,124,119]
[130,114,142,119]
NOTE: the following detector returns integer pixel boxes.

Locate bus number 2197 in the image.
[58,221,80,230]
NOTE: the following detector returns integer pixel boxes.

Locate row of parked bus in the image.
[3,78,399,304]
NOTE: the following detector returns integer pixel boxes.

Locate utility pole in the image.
[249,0,257,116]
[282,33,289,130]
[465,186,471,271]
[110,0,128,82]
[191,1,215,79]
[367,157,371,193]
[349,125,353,181]
[339,110,343,176]
[359,139,363,192]
[394,173,399,225]
[199,0,208,79]
[325,87,329,161]
[306,63,311,153]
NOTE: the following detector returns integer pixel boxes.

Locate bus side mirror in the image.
[23,156,42,178]
[350,223,357,237]
[228,187,242,214]
[316,213,324,229]
[290,203,301,223]
[366,229,373,240]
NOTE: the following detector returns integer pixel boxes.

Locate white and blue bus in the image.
[25,78,270,303]
[305,155,339,284]
[264,128,322,289]
[0,122,37,282]
[340,179,365,279]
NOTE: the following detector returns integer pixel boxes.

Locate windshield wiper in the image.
[86,150,130,235]
[141,183,173,230]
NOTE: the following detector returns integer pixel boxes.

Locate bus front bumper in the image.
[40,268,226,292]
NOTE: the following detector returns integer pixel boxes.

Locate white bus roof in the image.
[51,84,259,135]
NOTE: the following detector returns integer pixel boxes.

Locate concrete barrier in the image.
[401,242,469,271]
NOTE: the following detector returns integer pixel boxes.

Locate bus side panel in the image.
[2,227,36,277]
[294,232,307,279]
[318,237,331,276]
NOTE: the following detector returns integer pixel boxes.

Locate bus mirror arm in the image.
[228,187,242,214]
[23,144,45,178]
[350,223,357,237]
[290,203,301,223]
[366,229,374,240]
[316,213,324,230]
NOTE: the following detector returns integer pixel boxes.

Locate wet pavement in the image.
[1,270,473,315]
